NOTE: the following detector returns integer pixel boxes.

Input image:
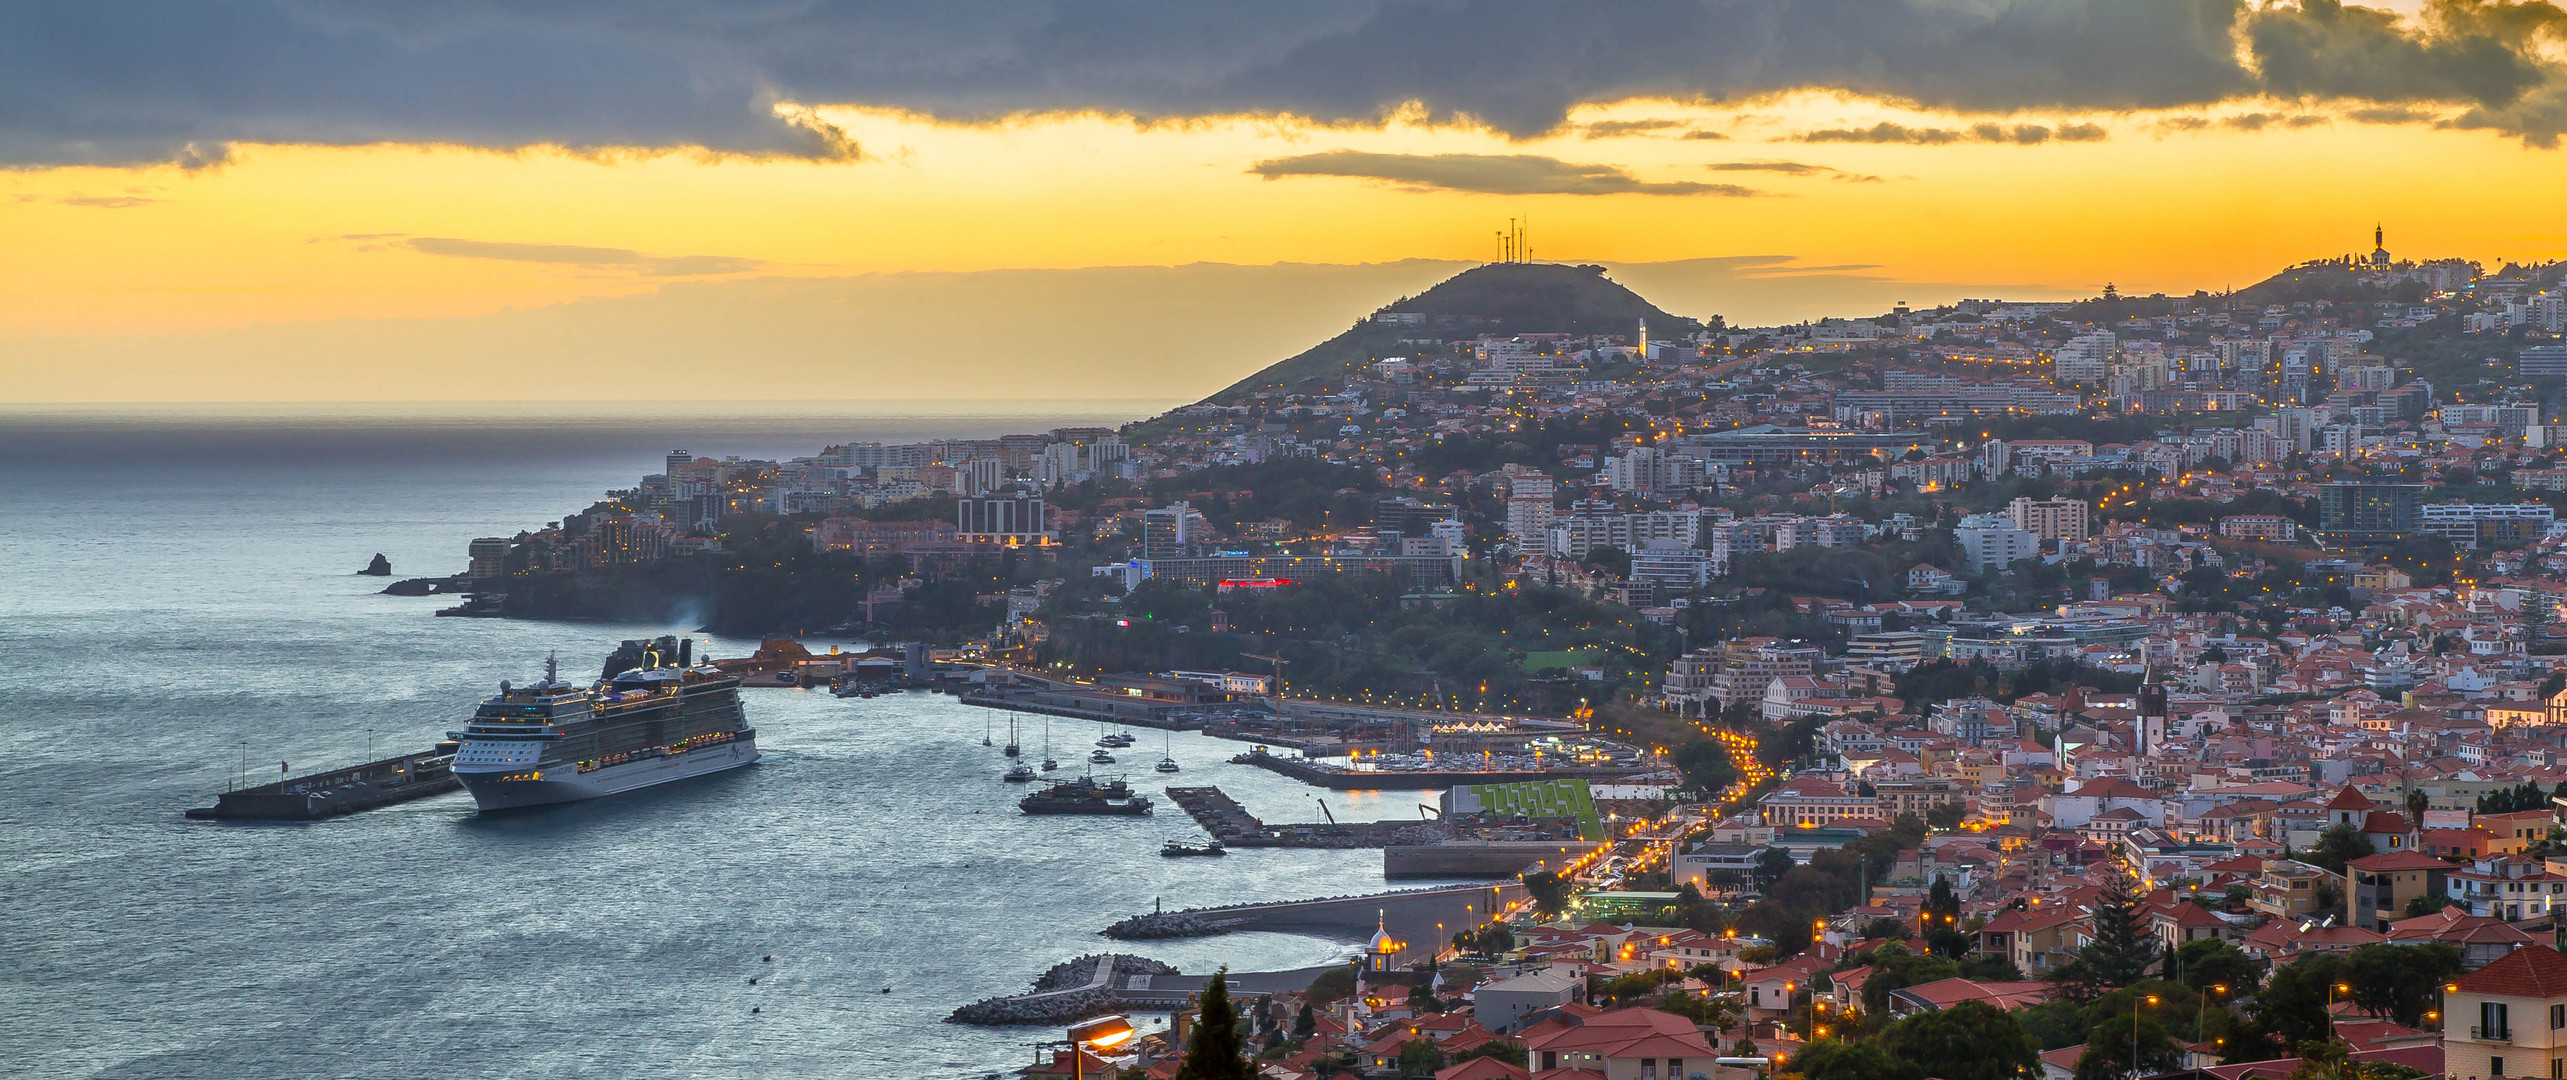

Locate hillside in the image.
[1206,262,1699,401]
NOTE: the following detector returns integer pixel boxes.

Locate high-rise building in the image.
[956,497,1052,545]
[1140,502,1196,559]
[2316,483,2425,546]
[2006,497,2091,544]
[2522,345,2567,379]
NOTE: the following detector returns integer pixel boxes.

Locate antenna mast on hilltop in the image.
[1494,217,1530,264]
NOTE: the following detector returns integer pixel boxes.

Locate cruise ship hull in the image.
[457,735,759,811]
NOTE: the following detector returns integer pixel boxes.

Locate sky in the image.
[4,0,2566,404]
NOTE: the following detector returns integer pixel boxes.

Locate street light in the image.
[1043,1015,1136,1080]
[2135,994,2159,1078]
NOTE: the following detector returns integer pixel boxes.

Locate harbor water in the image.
[0,403,1454,1079]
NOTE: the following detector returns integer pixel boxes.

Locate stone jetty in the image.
[945,953,1178,1026]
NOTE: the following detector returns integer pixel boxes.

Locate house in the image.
[1520,1005,1718,1080]
[2382,908,2536,969]
[2445,856,2567,924]
[2343,850,2455,931]
[1741,954,1828,1015]
[2239,920,2385,963]
[1477,969,1589,1033]
[2443,943,2567,1080]
[2150,900,2238,950]
[1885,977,2053,1016]
[2246,859,2333,919]
[2478,809,2556,855]
[1976,904,2081,974]
[1438,1058,1532,1080]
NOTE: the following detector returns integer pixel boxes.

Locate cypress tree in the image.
[1176,969,1248,1080]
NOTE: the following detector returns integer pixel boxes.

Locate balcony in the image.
[2471,1026,2512,1043]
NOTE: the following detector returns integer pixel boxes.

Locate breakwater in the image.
[946,953,1179,1025]
[1102,882,1529,966]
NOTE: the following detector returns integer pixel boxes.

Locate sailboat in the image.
[1041,717,1059,771]
[1003,715,1021,758]
[1155,729,1180,773]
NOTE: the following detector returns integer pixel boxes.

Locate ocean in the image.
[0,402,1455,1079]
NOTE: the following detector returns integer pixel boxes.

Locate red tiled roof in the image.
[1436,1057,1530,1080]
[2345,850,2452,872]
[2456,943,2567,998]
[2324,785,2376,811]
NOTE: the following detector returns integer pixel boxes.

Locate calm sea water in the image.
[0,403,1451,1080]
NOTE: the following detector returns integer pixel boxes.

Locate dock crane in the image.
[1241,651,1289,697]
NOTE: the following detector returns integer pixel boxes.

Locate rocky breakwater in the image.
[1102,910,1259,940]
[946,953,1178,1026]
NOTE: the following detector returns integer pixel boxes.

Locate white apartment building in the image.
[1956,513,2039,571]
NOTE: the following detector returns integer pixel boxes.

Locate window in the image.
[2492,1057,2506,1078]
[2552,1004,2564,1030]
[2488,1001,2513,1040]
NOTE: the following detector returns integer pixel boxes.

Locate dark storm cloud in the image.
[4,0,2566,168]
[1249,150,1756,195]
[403,237,762,275]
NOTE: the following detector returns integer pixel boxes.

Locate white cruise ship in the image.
[450,637,757,811]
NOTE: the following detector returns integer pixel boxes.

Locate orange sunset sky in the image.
[4,0,2563,403]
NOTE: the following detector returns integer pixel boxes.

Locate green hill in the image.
[1207,262,1698,401]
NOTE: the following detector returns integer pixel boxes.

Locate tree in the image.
[2170,938,2264,996]
[1927,876,1962,924]
[1786,1040,1917,1080]
[1175,969,1251,1080]
[1879,1001,2039,1080]
[2404,788,2430,826]
[1660,988,1739,1028]
[1959,954,2029,982]
[1524,870,1571,915]
[1452,1041,1526,1065]
[1293,1002,1315,1039]
[2285,1039,2351,1080]
[2254,952,2349,1049]
[1394,1038,1445,1076]
[1754,847,1798,891]
[2074,1015,2181,1080]
[2343,943,2463,1027]
[2075,875,2160,990]
[1405,982,1445,1015]
[1672,738,1741,797]
[1857,941,1962,1012]
[2304,824,2376,875]
[2404,893,2458,917]
[1927,802,1968,830]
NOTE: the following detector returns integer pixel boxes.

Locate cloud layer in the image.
[402,237,762,276]
[1250,150,1754,195]
[4,1,2566,167]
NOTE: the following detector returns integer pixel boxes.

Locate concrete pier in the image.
[1162,786,1431,848]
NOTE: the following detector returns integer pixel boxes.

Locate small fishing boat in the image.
[1160,840,1227,857]
[1002,764,1036,782]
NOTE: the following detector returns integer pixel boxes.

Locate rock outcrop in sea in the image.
[359,554,392,576]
